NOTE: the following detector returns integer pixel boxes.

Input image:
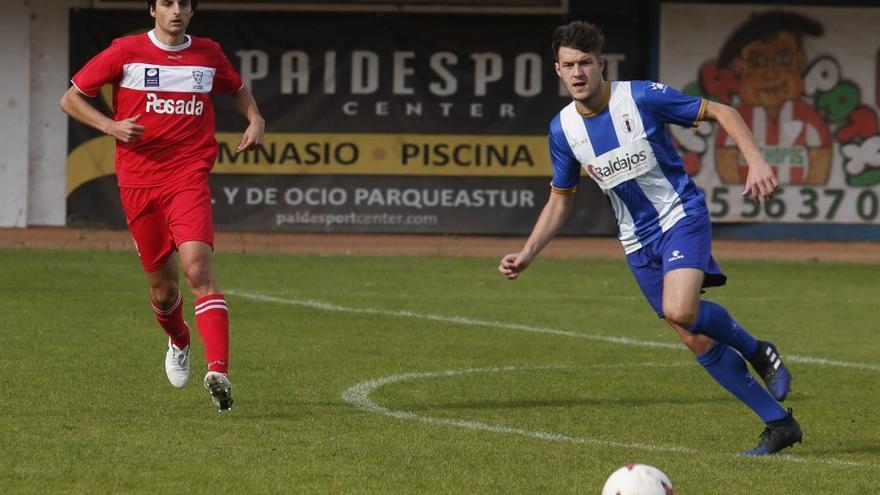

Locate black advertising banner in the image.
[94,0,568,13]
[67,10,647,233]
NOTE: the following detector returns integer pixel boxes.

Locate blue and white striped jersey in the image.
[549,80,709,253]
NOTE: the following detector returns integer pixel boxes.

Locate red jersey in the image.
[71,30,243,187]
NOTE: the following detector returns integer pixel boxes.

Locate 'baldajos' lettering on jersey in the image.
[586,140,655,190]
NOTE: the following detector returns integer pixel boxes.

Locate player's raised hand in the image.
[499,252,531,280]
[106,114,144,143]
[235,117,265,154]
[742,159,779,204]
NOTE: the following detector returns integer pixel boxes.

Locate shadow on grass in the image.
[392,395,732,411]
[807,442,880,456]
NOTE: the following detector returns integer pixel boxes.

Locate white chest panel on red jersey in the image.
[120,63,215,94]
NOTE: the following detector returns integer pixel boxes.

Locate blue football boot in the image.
[749,340,792,401]
[742,409,803,456]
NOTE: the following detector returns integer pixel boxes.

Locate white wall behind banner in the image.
[0,0,87,228]
[0,1,31,228]
[660,4,880,224]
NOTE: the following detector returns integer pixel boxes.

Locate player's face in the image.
[733,32,805,108]
[555,46,605,104]
[151,0,193,38]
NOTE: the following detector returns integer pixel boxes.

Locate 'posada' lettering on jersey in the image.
[585,139,657,190]
[145,93,205,115]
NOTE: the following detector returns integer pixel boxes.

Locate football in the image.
[601,464,675,495]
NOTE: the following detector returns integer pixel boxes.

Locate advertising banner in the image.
[660,4,880,224]
[67,10,648,234]
[92,0,569,14]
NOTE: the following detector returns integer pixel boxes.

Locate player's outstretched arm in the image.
[230,85,265,154]
[499,191,574,280]
[703,100,778,204]
[59,87,144,143]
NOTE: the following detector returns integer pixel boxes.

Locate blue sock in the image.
[697,343,787,423]
[689,301,759,359]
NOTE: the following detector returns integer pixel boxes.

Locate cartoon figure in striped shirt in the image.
[61,0,266,412]
[713,11,831,185]
[499,21,802,456]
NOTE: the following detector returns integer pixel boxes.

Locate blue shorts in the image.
[625,214,727,318]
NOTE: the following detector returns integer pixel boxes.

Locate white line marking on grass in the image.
[227,290,880,372]
[784,355,880,372]
[342,365,880,469]
[342,364,697,454]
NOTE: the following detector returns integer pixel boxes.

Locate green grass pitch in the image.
[1,248,878,493]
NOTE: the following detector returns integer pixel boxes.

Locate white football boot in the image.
[204,371,234,412]
[164,339,191,388]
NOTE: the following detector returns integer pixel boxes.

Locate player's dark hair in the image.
[147,0,198,11]
[718,11,822,68]
[552,21,605,61]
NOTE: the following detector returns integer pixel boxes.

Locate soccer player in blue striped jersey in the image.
[499,21,802,456]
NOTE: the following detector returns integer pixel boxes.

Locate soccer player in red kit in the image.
[60,0,264,412]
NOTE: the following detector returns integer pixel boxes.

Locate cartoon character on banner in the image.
[673,10,880,187]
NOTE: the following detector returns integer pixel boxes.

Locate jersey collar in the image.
[148,29,192,51]
[575,81,612,118]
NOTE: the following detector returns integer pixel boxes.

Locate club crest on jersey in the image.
[621,114,636,134]
[192,70,204,90]
[144,67,160,87]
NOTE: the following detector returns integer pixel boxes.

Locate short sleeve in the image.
[548,116,580,193]
[71,39,125,97]
[640,81,707,129]
[211,41,243,94]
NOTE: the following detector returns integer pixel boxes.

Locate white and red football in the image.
[601,463,675,495]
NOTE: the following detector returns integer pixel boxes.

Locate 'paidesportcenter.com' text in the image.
[276,211,438,227]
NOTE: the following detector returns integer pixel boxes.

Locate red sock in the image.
[194,293,229,374]
[152,292,190,349]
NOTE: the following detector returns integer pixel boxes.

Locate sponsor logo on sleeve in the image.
[648,82,667,92]
[569,137,588,149]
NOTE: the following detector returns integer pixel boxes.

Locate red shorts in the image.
[120,171,214,272]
